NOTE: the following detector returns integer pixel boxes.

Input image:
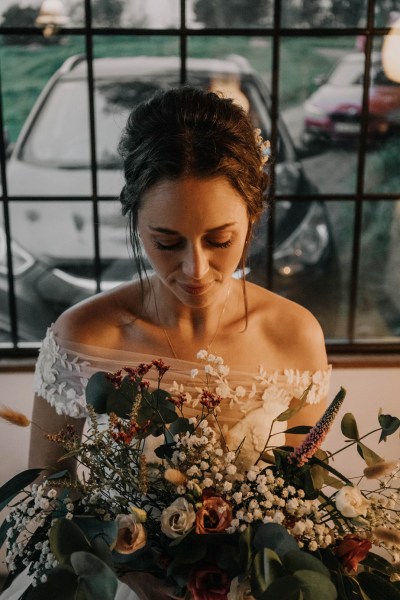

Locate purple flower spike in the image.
[288,387,346,466]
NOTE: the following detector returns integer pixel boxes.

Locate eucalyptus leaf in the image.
[259,574,303,600]
[72,516,118,547]
[341,413,359,440]
[46,469,70,480]
[251,547,283,596]
[360,551,398,575]
[85,371,115,414]
[294,569,337,600]
[378,414,400,442]
[356,441,383,466]
[49,518,91,565]
[107,377,138,418]
[71,551,118,600]
[168,417,195,436]
[239,524,254,573]
[282,550,330,577]
[0,468,43,511]
[0,517,13,548]
[23,566,77,600]
[358,571,400,600]
[253,523,298,558]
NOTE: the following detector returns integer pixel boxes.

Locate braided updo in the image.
[118,86,269,284]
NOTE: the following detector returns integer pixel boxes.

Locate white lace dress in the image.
[1,326,332,600]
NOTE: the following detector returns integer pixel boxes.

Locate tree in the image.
[193,0,272,28]
[1,5,38,44]
[92,0,125,27]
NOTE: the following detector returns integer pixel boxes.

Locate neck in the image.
[148,277,233,358]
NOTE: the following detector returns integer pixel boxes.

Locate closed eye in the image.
[152,238,233,251]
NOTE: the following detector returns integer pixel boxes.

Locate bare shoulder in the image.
[53,281,141,347]
[247,282,328,371]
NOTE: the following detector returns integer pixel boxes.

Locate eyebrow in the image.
[149,222,238,234]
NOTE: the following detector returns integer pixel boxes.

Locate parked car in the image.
[1,54,340,342]
[302,51,400,145]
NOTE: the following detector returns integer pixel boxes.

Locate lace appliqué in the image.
[33,327,90,418]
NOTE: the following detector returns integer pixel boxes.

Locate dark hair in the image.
[118,86,269,285]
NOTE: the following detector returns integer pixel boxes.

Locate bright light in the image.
[382,17,400,84]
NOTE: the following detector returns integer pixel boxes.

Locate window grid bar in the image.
[84,0,102,295]
[347,0,376,342]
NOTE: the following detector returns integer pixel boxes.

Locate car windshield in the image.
[20,73,272,169]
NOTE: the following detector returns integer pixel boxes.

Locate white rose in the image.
[160,498,195,539]
[335,486,369,517]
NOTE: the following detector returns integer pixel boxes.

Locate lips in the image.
[177,281,214,295]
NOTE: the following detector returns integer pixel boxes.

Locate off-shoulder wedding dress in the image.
[0,327,331,600]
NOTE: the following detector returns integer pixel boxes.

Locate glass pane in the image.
[98,199,133,289]
[364,37,400,194]
[92,0,180,28]
[271,200,351,340]
[1,35,90,197]
[356,201,400,340]
[187,0,273,28]
[375,3,400,28]
[10,201,95,342]
[281,37,363,194]
[281,0,367,28]
[93,36,180,196]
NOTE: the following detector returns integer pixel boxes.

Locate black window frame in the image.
[0,0,399,358]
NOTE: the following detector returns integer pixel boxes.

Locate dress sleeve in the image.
[33,327,91,419]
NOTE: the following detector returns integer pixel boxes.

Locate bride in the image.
[2,87,330,600]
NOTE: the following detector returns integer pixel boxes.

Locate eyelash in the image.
[153,239,233,251]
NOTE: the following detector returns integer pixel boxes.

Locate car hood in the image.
[307,84,362,112]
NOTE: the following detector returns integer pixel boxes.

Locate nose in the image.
[182,243,210,280]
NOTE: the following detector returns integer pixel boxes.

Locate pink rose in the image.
[114,514,147,555]
[188,564,231,600]
[195,496,232,534]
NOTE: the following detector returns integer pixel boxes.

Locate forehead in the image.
[139,176,248,228]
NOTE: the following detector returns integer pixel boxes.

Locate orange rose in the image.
[195,496,232,534]
[114,514,147,555]
[335,534,372,572]
[188,563,231,600]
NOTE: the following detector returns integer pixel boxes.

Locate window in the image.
[0,0,399,355]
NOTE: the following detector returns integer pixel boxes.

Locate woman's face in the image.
[138,176,249,308]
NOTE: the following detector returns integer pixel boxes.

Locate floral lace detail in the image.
[34,327,90,418]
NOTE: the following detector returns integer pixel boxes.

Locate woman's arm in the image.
[29,394,85,478]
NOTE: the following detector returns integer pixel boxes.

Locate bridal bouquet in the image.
[0,352,399,600]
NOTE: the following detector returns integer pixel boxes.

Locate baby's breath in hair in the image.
[254,128,271,170]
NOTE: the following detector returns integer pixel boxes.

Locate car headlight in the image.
[304,102,328,117]
[274,203,329,276]
[0,227,35,276]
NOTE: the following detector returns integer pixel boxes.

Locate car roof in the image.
[336,51,381,66]
[59,55,254,80]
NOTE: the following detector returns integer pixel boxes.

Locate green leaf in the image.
[378,414,400,442]
[358,571,400,600]
[46,469,70,480]
[275,385,312,422]
[239,525,254,573]
[360,551,399,576]
[107,377,138,418]
[253,523,299,558]
[259,574,303,600]
[282,426,312,435]
[251,547,283,597]
[294,569,337,600]
[356,441,383,466]
[49,518,91,565]
[71,551,118,600]
[341,413,359,440]
[0,468,43,511]
[168,417,195,436]
[72,516,118,547]
[154,442,176,459]
[282,550,330,577]
[0,517,13,548]
[85,371,114,414]
[23,566,78,600]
